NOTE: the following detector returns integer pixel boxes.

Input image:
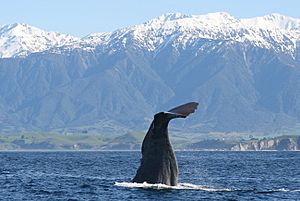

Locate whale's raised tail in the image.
[167,102,199,117]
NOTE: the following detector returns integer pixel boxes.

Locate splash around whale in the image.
[114,182,300,193]
[114,182,233,191]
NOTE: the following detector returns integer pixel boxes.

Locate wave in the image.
[261,188,300,193]
[114,182,233,191]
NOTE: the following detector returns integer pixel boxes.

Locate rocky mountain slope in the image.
[1,13,300,134]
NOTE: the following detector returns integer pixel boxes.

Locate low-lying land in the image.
[0,132,299,151]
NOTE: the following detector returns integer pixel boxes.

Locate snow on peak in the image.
[241,13,300,31]
[1,12,300,58]
[112,12,300,54]
[108,12,240,51]
[154,13,192,22]
[0,23,79,58]
[198,12,239,24]
[82,32,111,45]
[143,12,238,31]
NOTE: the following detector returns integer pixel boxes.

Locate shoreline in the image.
[0,149,299,152]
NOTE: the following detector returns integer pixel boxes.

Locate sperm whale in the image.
[132,102,198,186]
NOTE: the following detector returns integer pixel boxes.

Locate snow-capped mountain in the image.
[0,23,80,58]
[1,13,300,134]
[111,12,300,55]
[1,12,300,58]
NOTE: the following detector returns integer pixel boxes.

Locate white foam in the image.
[115,183,300,193]
[275,188,300,192]
[114,182,233,191]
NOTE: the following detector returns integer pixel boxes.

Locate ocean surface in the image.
[0,151,299,201]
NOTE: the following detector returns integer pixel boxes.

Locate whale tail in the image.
[133,102,199,186]
[154,102,199,121]
[167,102,198,118]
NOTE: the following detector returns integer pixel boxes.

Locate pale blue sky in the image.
[0,0,299,37]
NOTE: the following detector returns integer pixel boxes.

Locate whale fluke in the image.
[132,102,199,186]
[168,102,199,117]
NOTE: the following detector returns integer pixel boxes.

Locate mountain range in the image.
[1,12,300,135]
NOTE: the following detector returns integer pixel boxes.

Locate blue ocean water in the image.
[0,151,299,201]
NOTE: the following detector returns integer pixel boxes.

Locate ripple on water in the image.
[0,151,299,201]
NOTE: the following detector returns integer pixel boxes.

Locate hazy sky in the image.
[0,0,299,37]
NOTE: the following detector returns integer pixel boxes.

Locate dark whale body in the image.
[132,102,198,186]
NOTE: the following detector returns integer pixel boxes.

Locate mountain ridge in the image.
[1,12,300,58]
